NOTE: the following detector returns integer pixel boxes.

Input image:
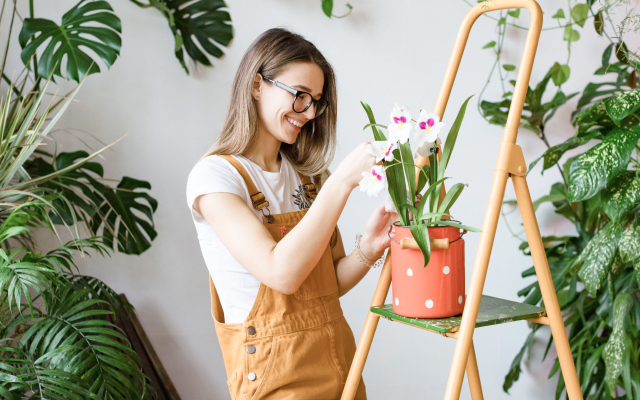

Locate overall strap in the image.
[218,155,269,210]
[297,173,318,199]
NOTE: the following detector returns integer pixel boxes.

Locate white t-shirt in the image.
[186,152,318,324]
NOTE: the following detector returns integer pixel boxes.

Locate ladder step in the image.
[371,295,546,334]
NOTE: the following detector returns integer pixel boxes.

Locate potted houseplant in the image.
[359,96,480,318]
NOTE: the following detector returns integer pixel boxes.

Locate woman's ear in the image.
[252,73,263,100]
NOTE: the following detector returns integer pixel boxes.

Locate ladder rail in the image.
[341,1,584,399]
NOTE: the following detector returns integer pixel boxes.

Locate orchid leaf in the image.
[409,223,431,267]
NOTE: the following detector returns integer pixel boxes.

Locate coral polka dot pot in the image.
[391,224,465,318]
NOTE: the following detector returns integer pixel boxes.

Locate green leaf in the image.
[576,222,622,294]
[602,171,640,221]
[567,126,640,202]
[605,88,640,126]
[409,223,431,268]
[595,11,604,35]
[18,0,122,82]
[503,328,538,393]
[433,220,481,232]
[440,95,474,174]
[163,0,233,74]
[571,4,589,27]
[90,177,158,255]
[507,9,520,18]
[399,141,416,207]
[503,64,516,71]
[550,62,571,86]
[437,183,468,216]
[618,222,640,263]
[528,131,598,174]
[482,41,496,49]
[552,9,566,19]
[564,25,580,42]
[603,293,634,394]
[634,258,640,288]
[322,0,333,17]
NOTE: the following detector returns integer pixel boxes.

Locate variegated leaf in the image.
[603,292,634,394]
[528,131,598,174]
[605,88,640,126]
[618,223,640,263]
[602,171,640,221]
[568,126,640,202]
[577,222,622,294]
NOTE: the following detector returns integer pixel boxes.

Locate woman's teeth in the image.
[287,118,303,128]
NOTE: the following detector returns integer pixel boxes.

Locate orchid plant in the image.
[359,95,480,267]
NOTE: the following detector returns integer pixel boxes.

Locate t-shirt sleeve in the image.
[186,155,247,223]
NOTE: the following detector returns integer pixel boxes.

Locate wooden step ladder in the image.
[340,1,584,399]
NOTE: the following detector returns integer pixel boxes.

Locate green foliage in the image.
[361,96,479,267]
[474,1,640,396]
[0,3,160,397]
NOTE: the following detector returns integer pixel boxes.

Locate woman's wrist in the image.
[359,235,384,261]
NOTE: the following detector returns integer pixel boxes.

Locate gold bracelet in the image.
[355,234,386,268]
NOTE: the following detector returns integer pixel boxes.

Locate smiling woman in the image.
[186,27,398,399]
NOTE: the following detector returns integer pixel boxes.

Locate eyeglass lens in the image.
[294,92,327,116]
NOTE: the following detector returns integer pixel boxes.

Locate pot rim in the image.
[392,219,465,228]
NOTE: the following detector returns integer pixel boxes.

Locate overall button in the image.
[247,326,256,335]
[248,372,257,381]
[247,345,256,354]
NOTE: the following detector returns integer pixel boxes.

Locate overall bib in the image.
[208,155,367,400]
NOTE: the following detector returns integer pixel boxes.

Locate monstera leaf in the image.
[161,0,233,74]
[18,0,122,82]
[90,177,158,255]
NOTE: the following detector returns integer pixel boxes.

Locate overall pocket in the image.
[226,370,239,400]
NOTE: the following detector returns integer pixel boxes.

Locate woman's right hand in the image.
[332,141,378,190]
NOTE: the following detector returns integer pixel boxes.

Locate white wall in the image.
[8,0,636,398]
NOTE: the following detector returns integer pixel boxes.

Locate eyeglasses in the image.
[260,74,328,117]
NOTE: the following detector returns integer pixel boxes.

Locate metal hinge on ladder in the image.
[494,141,527,177]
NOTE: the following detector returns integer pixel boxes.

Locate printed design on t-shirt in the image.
[293,183,314,210]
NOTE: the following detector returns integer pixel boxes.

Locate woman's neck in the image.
[242,125,282,173]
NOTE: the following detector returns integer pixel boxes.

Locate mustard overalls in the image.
[208,155,367,399]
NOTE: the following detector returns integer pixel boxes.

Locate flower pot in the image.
[390,223,465,318]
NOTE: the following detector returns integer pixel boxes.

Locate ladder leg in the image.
[466,340,483,400]
[444,170,510,400]
[512,175,583,400]
[341,254,393,400]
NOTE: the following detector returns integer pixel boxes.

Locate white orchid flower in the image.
[367,141,397,163]
[413,110,446,157]
[388,103,413,144]
[359,165,387,197]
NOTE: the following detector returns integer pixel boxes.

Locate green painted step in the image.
[371,295,546,333]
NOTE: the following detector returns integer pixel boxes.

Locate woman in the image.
[186,27,397,399]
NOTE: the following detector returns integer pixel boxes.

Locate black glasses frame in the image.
[260,74,328,117]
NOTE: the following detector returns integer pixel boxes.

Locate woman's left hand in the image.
[360,202,400,261]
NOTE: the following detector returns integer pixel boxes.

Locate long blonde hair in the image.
[199,28,338,177]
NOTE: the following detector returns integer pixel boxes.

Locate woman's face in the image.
[254,61,324,145]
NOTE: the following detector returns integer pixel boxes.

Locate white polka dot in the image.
[443,266,450,274]
[407,268,413,276]
[395,297,399,306]
[426,300,434,309]
[458,296,463,304]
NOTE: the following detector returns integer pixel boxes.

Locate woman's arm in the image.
[330,203,398,297]
[193,142,376,295]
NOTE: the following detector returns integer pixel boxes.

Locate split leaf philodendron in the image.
[359,95,481,267]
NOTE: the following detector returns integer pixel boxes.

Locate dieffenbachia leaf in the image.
[528,131,599,174]
[603,292,634,394]
[619,222,640,263]
[602,171,640,221]
[605,88,640,126]
[567,126,640,202]
[575,222,622,294]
